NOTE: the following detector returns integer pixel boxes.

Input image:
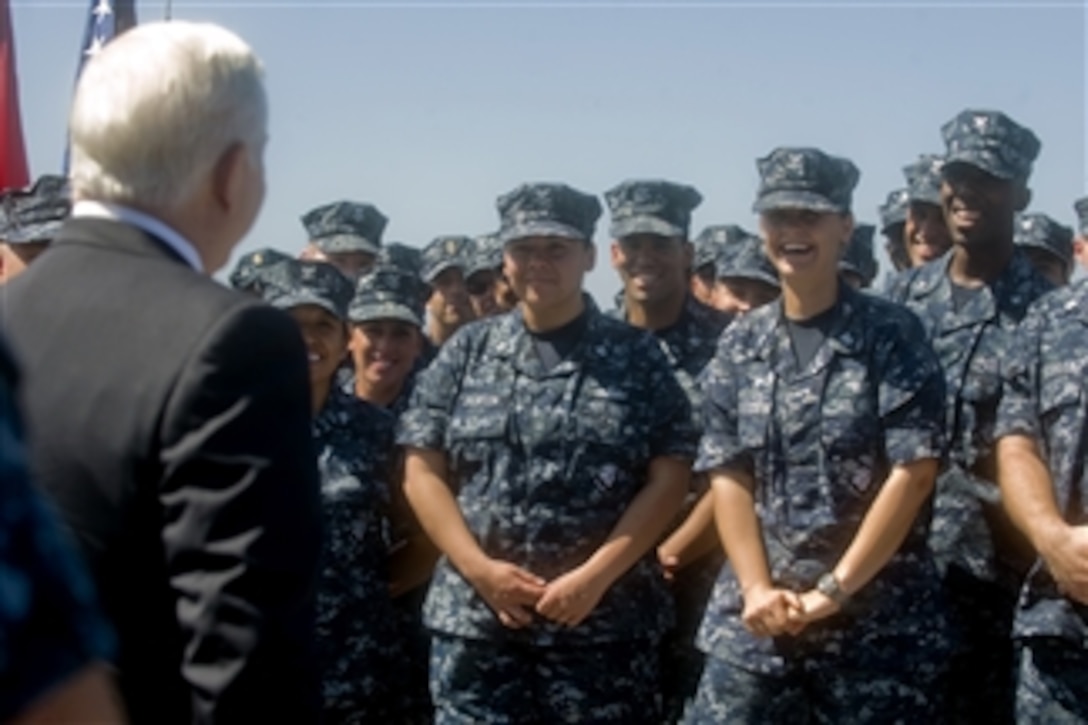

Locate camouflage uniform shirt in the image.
[994,278,1088,643]
[695,284,948,675]
[885,248,1054,583]
[396,297,698,646]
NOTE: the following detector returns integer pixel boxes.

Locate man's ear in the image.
[1013,184,1032,213]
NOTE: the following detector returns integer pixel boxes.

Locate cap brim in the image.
[907,187,942,207]
[753,191,845,214]
[610,217,684,240]
[1015,240,1072,265]
[4,220,63,244]
[717,270,780,289]
[942,154,1016,181]
[267,292,346,320]
[499,221,587,245]
[316,235,381,255]
[880,215,907,233]
[422,259,465,284]
[348,301,422,327]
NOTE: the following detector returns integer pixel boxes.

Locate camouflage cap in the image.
[904,154,945,206]
[0,174,71,244]
[839,223,879,286]
[228,247,293,293]
[261,259,354,320]
[1014,213,1074,269]
[301,201,387,255]
[348,264,424,328]
[753,148,859,215]
[878,188,910,232]
[715,234,779,289]
[693,224,751,270]
[421,235,472,283]
[1074,197,1088,237]
[604,179,702,240]
[378,242,424,278]
[496,182,602,245]
[940,109,1041,182]
[466,232,503,279]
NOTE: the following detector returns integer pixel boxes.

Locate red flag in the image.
[0,0,29,193]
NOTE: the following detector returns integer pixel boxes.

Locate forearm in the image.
[711,470,772,594]
[997,435,1067,553]
[833,459,936,595]
[660,490,719,568]
[402,448,489,579]
[581,458,689,586]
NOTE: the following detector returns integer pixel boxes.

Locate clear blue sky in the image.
[10,0,1087,299]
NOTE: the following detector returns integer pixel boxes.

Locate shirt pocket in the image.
[1039,373,1082,438]
[569,389,646,508]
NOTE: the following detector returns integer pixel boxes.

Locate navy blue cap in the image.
[604,179,702,240]
[302,201,387,254]
[349,264,425,327]
[261,259,354,319]
[753,147,859,215]
[497,182,602,245]
[941,109,1040,182]
[0,174,71,244]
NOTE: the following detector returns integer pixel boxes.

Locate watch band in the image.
[816,572,849,606]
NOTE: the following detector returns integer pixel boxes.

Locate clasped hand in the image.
[468,558,608,629]
[740,584,840,638]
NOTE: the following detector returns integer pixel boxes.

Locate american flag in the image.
[64,0,137,170]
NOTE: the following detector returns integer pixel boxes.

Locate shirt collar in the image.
[72,200,204,273]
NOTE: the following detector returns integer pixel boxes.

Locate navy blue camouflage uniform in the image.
[883,108,1051,725]
[686,147,950,723]
[0,336,116,720]
[605,179,731,722]
[1014,212,1074,285]
[264,260,407,722]
[687,284,950,723]
[398,182,698,724]
[994,280,1088,723]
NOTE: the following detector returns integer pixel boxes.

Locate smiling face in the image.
[610,233,691,306]
[758,208,854,285]
[504,235,594,313]
[349,318,423,392]
[905,201,953,267]
[940,163,1029,251]
[287,304,349,389]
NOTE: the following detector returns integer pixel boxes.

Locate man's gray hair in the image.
[69,21,267,210]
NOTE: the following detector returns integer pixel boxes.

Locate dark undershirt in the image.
[950,281,983,313]
[785,306,838,369]
[529,309,590,370]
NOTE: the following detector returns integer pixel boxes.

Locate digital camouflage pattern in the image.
[753,148,859,215]
[693,224,751,272]
[228,247,293,294]
[396,296,697,647]
[379,242,424,278]
[261,258,355,320]
[1015,639,1088,723]
[715,234,779,290]
[496,182,602,245]
[311,386,406,722]
[420,235,473,284]
[1014,212,1074,270]
[604,179,703,240]
[693,285,948,709]
[941,109,1041,181]
[302,200,387,255]
[885,248,1053,584]
[878,187,909,232]
[0,175,70,244]
[466,232,503,279]
[839,223,878,287]
[431,634,662,724]
[1074,197,1088,238]
[348,264,425,328]
[995,281,1088,668]
[904,154,945,207]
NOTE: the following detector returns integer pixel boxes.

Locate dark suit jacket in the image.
[1,217,324,724]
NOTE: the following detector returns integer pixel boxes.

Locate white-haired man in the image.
[0,21,323,724]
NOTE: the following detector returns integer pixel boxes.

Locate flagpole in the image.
[164,0,173,20]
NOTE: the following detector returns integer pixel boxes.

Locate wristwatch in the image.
[816,572,849,606]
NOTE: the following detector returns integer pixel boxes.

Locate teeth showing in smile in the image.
[782,244,811,253]
[308,353,321,363]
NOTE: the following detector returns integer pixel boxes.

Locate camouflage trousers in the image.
[430,634,661,724]
[1015,638,1088,724]
[660,553,722,724]
[683,642,945,724]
